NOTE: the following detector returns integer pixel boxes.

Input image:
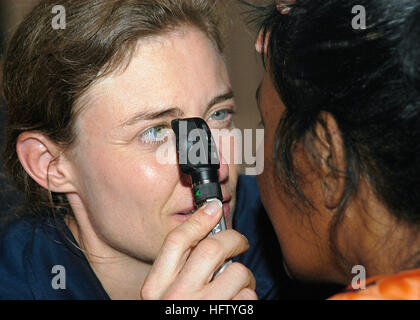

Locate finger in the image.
[233,288,259,300]
[141,200,223,299]
[174,230,250,291]
[205,262,257,300]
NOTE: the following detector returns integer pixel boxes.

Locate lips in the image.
[222,202,230,221]
[177,207,197,216]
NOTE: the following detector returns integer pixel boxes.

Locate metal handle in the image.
[204,199,232,280]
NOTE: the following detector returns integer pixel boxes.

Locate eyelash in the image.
[139,124,170,145]
[139,108,235,145]
[208,109,235,123]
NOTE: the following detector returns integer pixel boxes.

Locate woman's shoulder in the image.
[0,216,57,251]
[0,217,42,299]
[234,175,261,214]
[0,217,40,257]
[233,175,264,236]
[329,268,420,300]
[233,175,286,299]
[0,215,109,299]
[237,174,260,195]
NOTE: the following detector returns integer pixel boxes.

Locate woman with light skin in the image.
[0,0,259,300]
[253,0,420,299]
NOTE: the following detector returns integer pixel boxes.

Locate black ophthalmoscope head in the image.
[171,118,222,206]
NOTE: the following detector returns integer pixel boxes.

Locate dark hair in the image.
[253,0,420,266]
[1,0,225,219]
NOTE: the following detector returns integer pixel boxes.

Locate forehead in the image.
[78,27,230,123]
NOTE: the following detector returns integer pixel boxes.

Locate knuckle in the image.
[230,230,250,247]
[185,214,206,235]
[162,286,188,300]
[228,262,252,281]
[238,288,258,300]
[196,237,223,260]
[164,229,187,248]
[140,283,158,300]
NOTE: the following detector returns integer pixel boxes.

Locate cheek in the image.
[74,147,181,256]
[137,160,169,190]
[108,154,178,206]
[261,144,331,280]
[131,159,181,216]
[257,121,277,212]
[75,141,178,219]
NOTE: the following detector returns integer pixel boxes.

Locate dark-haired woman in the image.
[254,0,420,299]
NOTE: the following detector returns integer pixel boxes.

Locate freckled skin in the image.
[65,27,238,266]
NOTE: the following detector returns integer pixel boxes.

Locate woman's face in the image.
[256,71,339,282]
[65,26,238,263]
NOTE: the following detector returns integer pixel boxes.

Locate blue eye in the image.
[209,109,232,121]
[140,125,169,144]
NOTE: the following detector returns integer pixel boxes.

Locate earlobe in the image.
[314,112,347,209]
[16,132,76,194]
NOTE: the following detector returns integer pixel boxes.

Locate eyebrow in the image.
[120,90,235,127]
[208,90,234,108]
[120,108,184,127]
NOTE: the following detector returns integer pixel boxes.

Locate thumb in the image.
[140,199,224,299]
[185,199,224,244]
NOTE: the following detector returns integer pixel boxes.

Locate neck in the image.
[65,196,152,300]
[338,179,420,282]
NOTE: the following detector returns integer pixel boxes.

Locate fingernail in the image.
[204,199,222,216]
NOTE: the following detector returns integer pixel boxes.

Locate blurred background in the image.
[0,0,264,131]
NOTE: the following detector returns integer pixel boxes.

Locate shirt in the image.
[0,175,284,299]
[329,268,420,300]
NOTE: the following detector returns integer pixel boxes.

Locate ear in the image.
[255,28,271,54]
[312,112,347,209]
[16,132,76,194]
